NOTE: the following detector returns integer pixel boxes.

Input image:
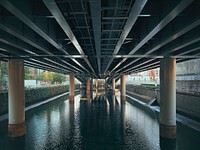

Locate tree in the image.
[41,71,53,82]
[36,73,43,81]
[52,73,66,83]
[24,66,31,80]
[0,61,8,86]
[30,68,36,79]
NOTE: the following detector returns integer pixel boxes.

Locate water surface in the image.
[0,94,199,150]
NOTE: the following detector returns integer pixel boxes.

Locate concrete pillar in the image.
[86,77,90,100]
[8,59,25,137]
[90,78,93,99]
[112,78,115,95]
[121,73,126,103]
[95,79,98,96]
[104,79,107,95]
[160,58,176,139]
[69,75,75,102]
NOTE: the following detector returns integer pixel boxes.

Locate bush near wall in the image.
[25,85,69,106]
[0,84,80,115]
[0,91,8,115]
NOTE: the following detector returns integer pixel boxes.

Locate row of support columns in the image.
[7,58,176,140]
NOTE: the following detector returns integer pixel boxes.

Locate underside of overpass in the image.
[0,0,200,83]
[0,0,200,142]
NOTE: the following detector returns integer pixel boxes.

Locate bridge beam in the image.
[160,58,176,139]
[121,73,126,104]
[8,59,25,137]
[69,75,75,102]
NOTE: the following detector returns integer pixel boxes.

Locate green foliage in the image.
[25,85,69,106]
[41,71,53,82]
[1,64,67,85]
[52,73,66,83]
[24,66,31,80]
[0,61,8,86]
[0,84,80,115]
[141,83,156,87]
[36,73,43,81]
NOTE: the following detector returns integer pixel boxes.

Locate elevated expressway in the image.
[0,0,200,139]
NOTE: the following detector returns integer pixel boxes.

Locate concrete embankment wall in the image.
[0,84,80,115]
[176,80,200,95]
[126,81,200,121]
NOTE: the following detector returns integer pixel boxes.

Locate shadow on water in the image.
[160,137,177,150]
[8,136,25,150]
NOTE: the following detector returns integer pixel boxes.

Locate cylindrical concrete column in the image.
[121,73,126,103]
[104,79,107,95]
[112,78,115,95]
[160,58,176,139]
[90,78,93,99]
[69,75,75,102]
[95,79,98,96]
[8,59,25,137]
[86,77,90,99]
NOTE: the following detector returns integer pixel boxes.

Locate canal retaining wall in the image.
[176,80,200,95]
[0,84,80,115]
[126,81,200,121]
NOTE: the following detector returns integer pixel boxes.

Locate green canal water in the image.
[0,94,199,150]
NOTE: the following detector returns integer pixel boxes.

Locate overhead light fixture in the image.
[64,55,86,58]
[67,41,72,44]
[72,55,86,58]
[123,41,131,44]
[139,14,151,17]
[0,48,7,52]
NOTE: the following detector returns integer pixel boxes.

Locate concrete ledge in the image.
[151,105,200,133]
[0,90,79,122]
[127,84,200,121]
[127,93,200,133]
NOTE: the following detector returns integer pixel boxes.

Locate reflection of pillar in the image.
[69,101,75,123]
[160,58,176,139]
[121,104,126,129]
[121,73,126,103]
[112,78,115,95]
[8,59,26,137]
[96,79,98,96]
[69,75,75,102]
[112,95,116,111]
[86,78,90,100]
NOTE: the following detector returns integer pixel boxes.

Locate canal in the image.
[0,93,200,150]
